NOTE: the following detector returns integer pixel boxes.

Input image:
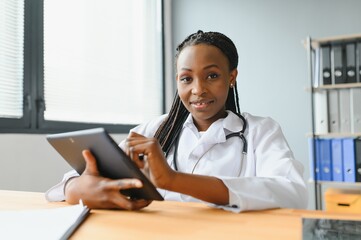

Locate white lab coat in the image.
[45,111,308,213]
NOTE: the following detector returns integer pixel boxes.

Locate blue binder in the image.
[342,138,356,182]
[318,139,332,181]
[308,138,320,181]
[331,139,343,182]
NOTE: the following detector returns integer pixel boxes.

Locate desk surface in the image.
[0,190,360,240]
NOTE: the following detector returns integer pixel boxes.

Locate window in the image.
[0,0,164,133]
[0,0,28,129]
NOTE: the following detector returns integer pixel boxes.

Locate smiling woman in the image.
[46,30,308,213]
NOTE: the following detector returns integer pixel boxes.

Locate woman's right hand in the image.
[64,150,152,210]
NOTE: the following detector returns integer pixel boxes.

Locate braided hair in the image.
[154,30,241,155]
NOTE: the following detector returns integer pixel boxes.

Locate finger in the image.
[126,137,150,148]
[102,179,143,191]
[128,199,152,210]
[128,131,144,138]
[126,132,143,145]
[111,197,152,210]
[128,146,145,169]
[126,134,152,146]
[82,149,100,176]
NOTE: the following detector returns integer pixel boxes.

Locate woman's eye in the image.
[180,77,192,83]
[207,73,219,79]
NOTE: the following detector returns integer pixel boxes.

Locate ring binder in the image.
[321,45,332,85]
[346,43,357,83]
[331,45,346,84]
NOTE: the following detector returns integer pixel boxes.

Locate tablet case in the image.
[47,128,163,201]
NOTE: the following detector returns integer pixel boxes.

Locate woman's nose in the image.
[191,79,206,95]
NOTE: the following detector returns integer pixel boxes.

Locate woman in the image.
[46,30,308,212]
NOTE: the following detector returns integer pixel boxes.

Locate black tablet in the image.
[46,128,163,201]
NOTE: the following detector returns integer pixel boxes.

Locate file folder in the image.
[339,89,351,133]
[0,202,90,240]
[320,45,332,85]
[355,138,361,182]
[331,45,346,84]
[346,43,357,83]
[357,42,361,83]
[308,138,320,181]
[313,48,321,87]
[314,91,328,134]
[331,138,343,182]
[327,90,340,133]
[319,139,332,181]
[342,138,356,183]
[350,88,361,133]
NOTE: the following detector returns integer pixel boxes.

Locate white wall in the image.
[0,134,126,193]
[171,0,361,210]
[0,0,360,210]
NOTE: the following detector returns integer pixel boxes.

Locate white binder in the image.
[313,48,320,87]
[339,89,351,133]
[328,90,340,133]
[314,91,328,134]
[350,88,361,133]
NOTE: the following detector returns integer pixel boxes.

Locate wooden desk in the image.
[1,190,360,240]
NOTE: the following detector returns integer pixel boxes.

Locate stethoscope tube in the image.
[172,114,247,171]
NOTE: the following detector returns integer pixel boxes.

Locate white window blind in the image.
[0,0,24,119]
[44,0,163,125]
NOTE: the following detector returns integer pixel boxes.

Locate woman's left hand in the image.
[125,132,175,189]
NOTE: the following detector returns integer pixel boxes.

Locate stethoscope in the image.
[172,113,248,172]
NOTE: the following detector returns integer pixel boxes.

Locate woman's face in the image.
[176,44,237,131]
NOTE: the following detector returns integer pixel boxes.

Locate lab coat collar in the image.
[183,110,245,144]
[223,110,245,133]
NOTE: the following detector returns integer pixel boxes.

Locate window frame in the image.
[0,0,166,134]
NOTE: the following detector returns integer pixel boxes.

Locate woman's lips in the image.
[190,100,214,110]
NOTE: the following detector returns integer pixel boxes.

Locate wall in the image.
[0,0,361,210]
[0,134,126,193]
[171,0,361,210]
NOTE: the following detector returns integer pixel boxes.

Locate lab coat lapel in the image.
[183,111,245,166]
[190,120,226,161]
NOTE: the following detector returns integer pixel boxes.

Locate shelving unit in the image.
[305,34,361,210]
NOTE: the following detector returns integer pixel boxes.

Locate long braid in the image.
[234,82,241,114]
[155,30,241,155]
[154,93,189,154]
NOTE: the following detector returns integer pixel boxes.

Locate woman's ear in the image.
[229,69,238,87]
